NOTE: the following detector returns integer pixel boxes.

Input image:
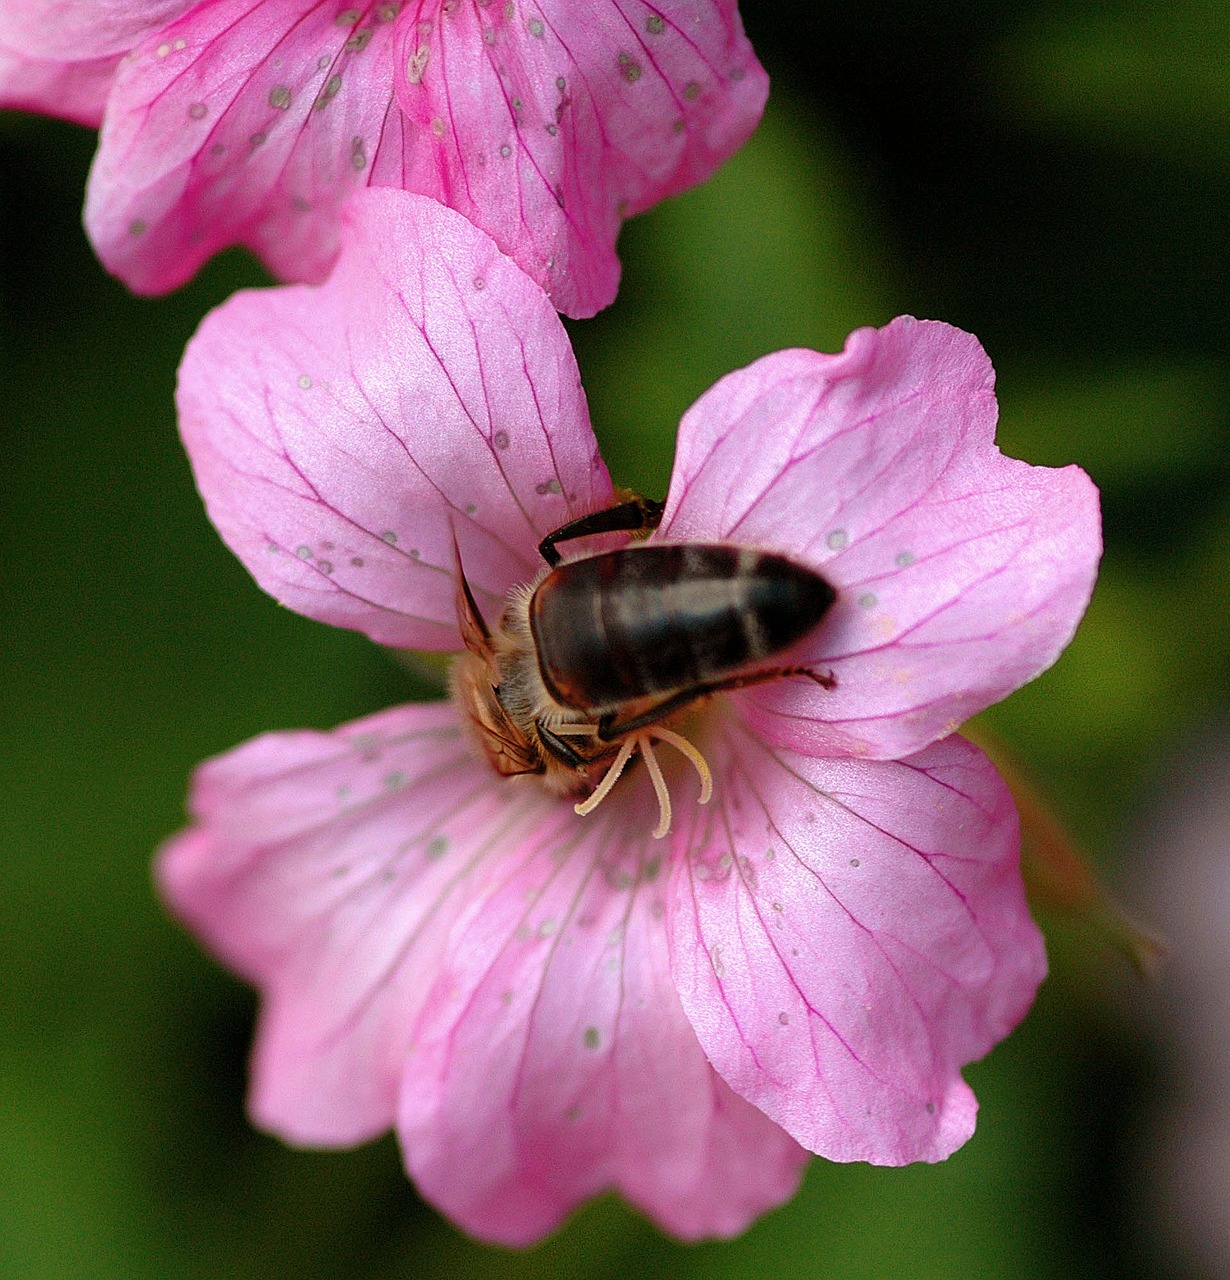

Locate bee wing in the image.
[451,532,494,660]
[451,650,543,780]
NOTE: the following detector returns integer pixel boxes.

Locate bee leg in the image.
[537,721,593,769]
[792,666,838,690]
[596,666,836,741]
[537,495,665,567]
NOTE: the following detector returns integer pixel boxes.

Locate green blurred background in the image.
[3,2,1228,1277]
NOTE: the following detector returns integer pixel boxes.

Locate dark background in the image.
[3,2,1227,1276]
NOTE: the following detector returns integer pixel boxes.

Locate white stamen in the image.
[645,725,713,805]
[639,735,672,839]
[571,723,714,837]
[574,735,637,816]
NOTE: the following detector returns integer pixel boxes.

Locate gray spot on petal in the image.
[314,74,342,110]
[617,52,642,82]
[405,46,430,84]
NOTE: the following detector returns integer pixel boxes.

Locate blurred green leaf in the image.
[571,87,891,497]
[999,0,1230,161]
[997,359,1227,483]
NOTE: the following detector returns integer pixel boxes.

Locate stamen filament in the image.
[639,735,672,839]
[645,725,713,805]
[574,735,637,817]
[570,721,716,838]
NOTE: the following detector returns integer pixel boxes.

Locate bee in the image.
[451,495,837,837]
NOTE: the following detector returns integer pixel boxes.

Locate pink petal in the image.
[659,316,1102,760]
[391,0,768,317]
[157,700,521,1145]
[85,0,431,294]
[80,0,765,314]
[668,724,1045,1164]
[177,187,611,650]
[0,0,192,61]
[160,703,806,1239]
[397,765,806,1245]
[0,43,119,126]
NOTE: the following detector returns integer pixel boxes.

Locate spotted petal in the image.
[0,0,192,61]
[177,187,612,650]
[159,701,807,1242]
[77,0,764,314]
[84,0,432,295]
[659,316,1102,760]
[157,702,505,1143]
[668,723,1045,1164]
[397,763,807,1245]
[391,0,767,317]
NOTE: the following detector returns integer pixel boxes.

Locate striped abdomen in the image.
[529,543,836,712]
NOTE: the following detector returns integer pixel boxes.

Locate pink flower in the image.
[0,0,765,318]
[160,188,1101,1243]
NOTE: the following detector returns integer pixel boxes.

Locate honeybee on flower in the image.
[161,189,1100,1243]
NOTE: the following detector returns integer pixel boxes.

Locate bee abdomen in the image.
[530,543,835,712]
